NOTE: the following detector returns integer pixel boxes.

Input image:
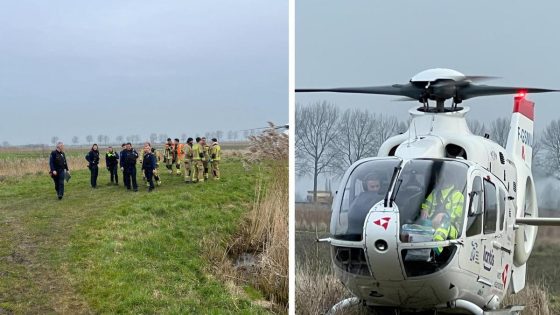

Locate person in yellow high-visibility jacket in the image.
[420,183,464,254]
[210,138,221,180]
[164,138,174,174]
[201,137,210,180]
[192,137,205,183]
[184,137,194,183]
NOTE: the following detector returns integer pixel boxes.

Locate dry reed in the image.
[503,282,553,315]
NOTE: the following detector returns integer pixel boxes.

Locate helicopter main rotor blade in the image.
[295,84,422,98]
[458,85,560,100]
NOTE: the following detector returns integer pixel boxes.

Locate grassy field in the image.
[0,156,276,314]
[295,204,560,315]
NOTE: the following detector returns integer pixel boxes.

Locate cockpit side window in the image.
[466,176,483,237]
[332,159,400,241]
[483,179,497,234]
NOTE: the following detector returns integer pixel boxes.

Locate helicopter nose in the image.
[364,209,405,281]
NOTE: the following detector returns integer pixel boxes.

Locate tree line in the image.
[296,101,560,201]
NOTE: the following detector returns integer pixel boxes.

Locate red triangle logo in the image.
[374,217,391,230]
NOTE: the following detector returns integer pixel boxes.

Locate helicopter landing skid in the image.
[325,297,360,315]
[482,305,524,315]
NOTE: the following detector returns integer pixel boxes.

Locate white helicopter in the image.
[297,69,560,315]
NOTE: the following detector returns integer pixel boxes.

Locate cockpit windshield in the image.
[394,159,468,244]
[331,159,401,241]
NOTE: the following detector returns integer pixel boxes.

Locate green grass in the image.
[0,158,272,314]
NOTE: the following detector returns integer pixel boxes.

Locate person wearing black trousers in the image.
[86,144,100,188]
[105,146,119,185]
[142,144,157,192]
[120,142,139,191]
[49,141,69,200]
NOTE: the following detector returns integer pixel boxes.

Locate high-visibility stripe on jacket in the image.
[192,143,203,161]
[421,185,464,224]
[203,145,210,161]
[184,145,194,159]
[211,144,221,161]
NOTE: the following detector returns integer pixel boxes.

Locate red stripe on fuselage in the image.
[513,96,535,121]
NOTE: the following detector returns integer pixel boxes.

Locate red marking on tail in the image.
[513,96,535,121]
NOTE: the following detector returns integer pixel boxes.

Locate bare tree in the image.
[158,134,168,143]
[489,117,510,148]
[216,130,224,140]
[541,119,560,180]
[181,133,187,142]
[227,130,234,141]
[72,136,79,145]
[532,133,542,166]
[97,134,104,144]
[116,135,124,144]
[243,130,250,139]
[51,136,59,145]
[336,108,378,172]
[296,101,339,202]
[2,141,9,147]
[150,133,158,144]
[86,135,93,144]
[104,135,110,145]
[466,119,487,137]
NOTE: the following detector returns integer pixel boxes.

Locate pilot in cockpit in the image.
[346,172,386,236]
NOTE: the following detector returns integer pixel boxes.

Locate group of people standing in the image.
[49,137,222,199]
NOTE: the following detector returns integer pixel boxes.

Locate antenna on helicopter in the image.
[296,68,559,112]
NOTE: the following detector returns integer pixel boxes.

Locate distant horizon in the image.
[1,1,288,145]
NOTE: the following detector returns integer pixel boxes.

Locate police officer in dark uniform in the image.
[142,144,157,192]
[120,142,139,191]
[49,141,69,200]
[105,146,119,185]
[86,143,100,188]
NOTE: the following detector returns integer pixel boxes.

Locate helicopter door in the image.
[479,178,500,286]
[460,174,484,275]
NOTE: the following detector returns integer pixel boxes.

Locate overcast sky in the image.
[296,1,560,130]
[295,1,560,198]
[0,1,287,145]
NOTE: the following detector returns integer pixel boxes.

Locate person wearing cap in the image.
[210,138,221,180]
[192,137,205,182]
[183,137,194,183]
[85,143,100,188]
[49,141,70,200]
[201,137,210,180]
[105,146,119,185]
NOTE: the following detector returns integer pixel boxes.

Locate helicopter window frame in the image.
[499,187,506,231]
[483,179,498,234]
[466,175,483,237]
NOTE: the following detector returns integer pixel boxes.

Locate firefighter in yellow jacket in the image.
[210,138,221,180]
[164,138,174,174]
[184,137,194,183]
[420,180,464,254]
[192,137,205,183]
[201,137,210,180]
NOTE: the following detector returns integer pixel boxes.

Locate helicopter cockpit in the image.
[332,158,468,244]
